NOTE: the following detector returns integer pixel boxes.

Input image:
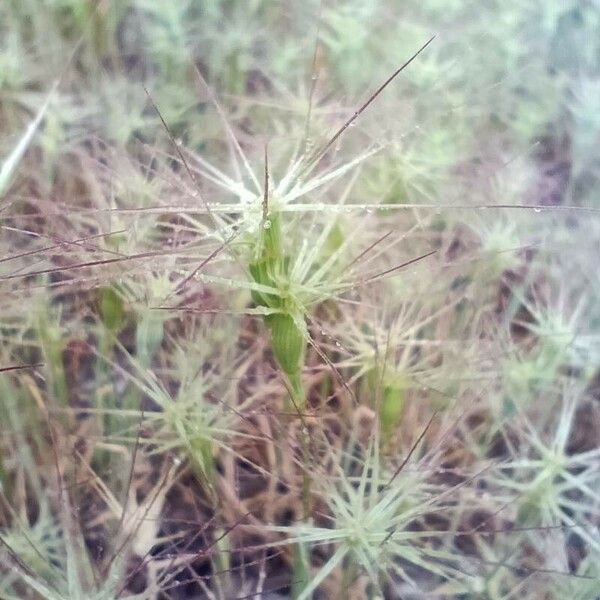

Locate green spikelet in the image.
[250,210,306,404]
[266,312,305,377]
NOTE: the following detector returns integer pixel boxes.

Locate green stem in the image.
[341,559,356,599]
[284,368,314,599]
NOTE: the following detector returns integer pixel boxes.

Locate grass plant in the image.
[1,1,599,599]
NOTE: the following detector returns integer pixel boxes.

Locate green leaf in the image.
[99,287,124,332]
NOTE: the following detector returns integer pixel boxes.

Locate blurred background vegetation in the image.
[1,1,599,599]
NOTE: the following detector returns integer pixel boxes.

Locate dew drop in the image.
[533,207,542,213]
[263,219,272,229]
